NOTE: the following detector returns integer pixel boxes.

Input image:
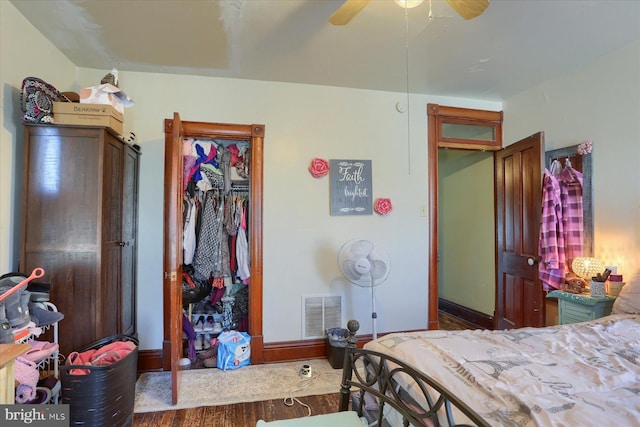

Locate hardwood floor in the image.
[438,310,482,330]
[133,313,479,426]
[133,393,341,426]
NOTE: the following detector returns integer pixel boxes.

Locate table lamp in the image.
[571,257,604,280]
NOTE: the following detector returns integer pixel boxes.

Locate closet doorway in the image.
[427,104,504,330]
[162,113,265,404]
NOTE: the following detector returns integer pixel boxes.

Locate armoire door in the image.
[101,134,139,339]
[162,113,265,405]
[102,134,125,339]
[121,145,139,336]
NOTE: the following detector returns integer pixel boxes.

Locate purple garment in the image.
[182,313,196,361]
[558,166,584,265]
[208,285,226,306]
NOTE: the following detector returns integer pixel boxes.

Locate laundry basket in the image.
[60,334,138,427]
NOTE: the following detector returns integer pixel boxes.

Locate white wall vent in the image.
[302,295,342,339]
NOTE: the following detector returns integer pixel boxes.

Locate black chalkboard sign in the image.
[330,159,372,215]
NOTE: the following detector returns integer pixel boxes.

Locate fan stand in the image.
[371,284,378,340]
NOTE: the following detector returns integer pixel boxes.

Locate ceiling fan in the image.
[329,0,490,25]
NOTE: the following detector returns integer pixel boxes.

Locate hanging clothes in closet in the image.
[181,137,252,336]
[538,158,584,290]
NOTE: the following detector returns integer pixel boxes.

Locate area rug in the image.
[134,359,343,413]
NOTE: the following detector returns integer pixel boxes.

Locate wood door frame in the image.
[162,118,265,368]
[427,104,503,330]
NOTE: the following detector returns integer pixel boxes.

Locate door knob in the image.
[527,257,537,266]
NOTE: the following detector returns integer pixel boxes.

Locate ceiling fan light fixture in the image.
[394,0,424,9]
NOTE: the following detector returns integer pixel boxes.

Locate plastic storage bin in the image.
[60,334,138,427]
[326,328,348,369]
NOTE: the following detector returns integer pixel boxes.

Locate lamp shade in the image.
[571,257,604,280]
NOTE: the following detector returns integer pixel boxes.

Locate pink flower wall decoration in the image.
[577,139,593,155]
[308,158,330,178]
[374,198,393,216]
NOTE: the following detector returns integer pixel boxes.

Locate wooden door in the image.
[163,114,265,405]
[163,113,185,405]
[495,132,545,329]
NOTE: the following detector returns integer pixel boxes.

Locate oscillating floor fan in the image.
[338,239,390,339]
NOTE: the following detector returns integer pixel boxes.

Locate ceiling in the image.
[11,0,640,102]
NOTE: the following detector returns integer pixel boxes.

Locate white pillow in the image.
[611,270,640,314]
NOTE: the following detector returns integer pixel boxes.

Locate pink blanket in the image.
[66,341,136,375]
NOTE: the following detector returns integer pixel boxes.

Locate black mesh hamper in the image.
[60,334,138,427]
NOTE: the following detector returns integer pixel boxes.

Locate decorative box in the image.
[590,281,606,298]
[52,102,123,135]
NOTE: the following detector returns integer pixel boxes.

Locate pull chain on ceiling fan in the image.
[329,0,489,26]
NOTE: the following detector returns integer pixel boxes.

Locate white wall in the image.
[2,2,500,350]
[504,41,640,278]
[73,67,498,349]
[0,2,76,274]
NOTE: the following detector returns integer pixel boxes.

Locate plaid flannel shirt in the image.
[538,166,584,290]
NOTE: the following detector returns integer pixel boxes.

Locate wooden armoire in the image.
[20,124,139,357]
[162,113,264,404]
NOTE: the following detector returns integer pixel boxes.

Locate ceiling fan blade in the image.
[329,0,372,26]
[444,0,489,20]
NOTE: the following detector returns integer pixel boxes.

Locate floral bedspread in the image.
[364,314,640,427]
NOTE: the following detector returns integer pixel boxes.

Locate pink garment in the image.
[14,356,39,403]
[183,138,194,156]
[183,156,197,190]
[66,341,136,375]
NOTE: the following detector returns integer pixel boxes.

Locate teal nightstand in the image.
[547,290,616,325]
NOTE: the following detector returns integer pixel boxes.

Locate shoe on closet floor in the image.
[212,322,223,334]
[203,316,214,332]
[38,375,60,396]
[193,316,205,332]
[25,387,51,404]
[203,334,212,350]
[197,347,217,360]
[194,335,204,351]
[23,340,58,364]
[203,357,217,368]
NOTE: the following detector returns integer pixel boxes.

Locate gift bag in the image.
[20,77,70,124]
[217,330,250,370]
